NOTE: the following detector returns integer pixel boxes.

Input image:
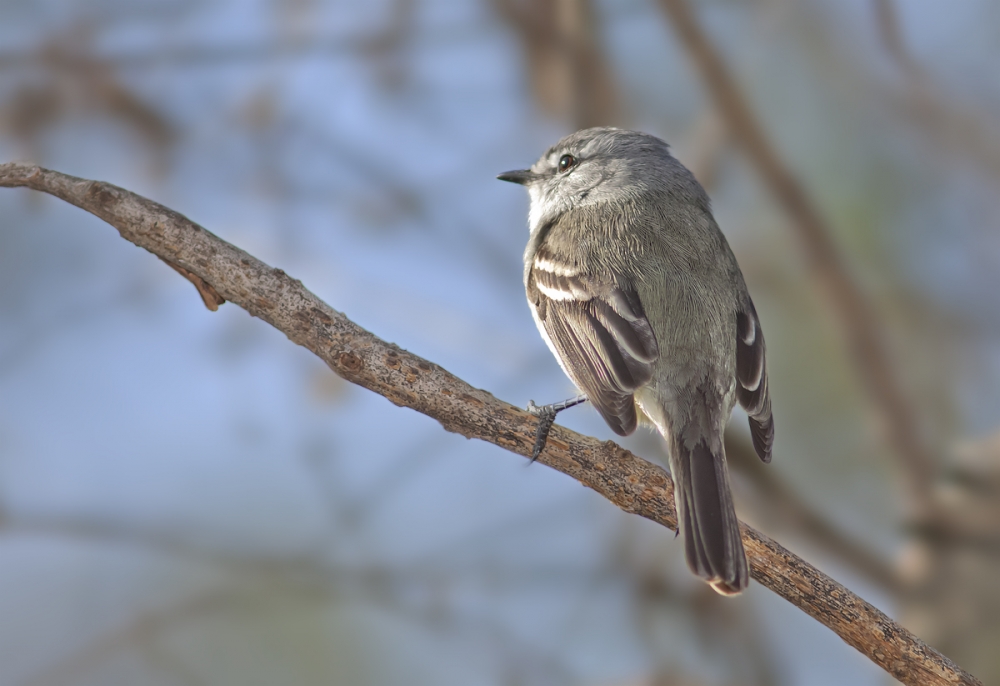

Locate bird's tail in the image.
[669,437,748,595]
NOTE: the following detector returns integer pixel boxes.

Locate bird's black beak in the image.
[496,169,537,185]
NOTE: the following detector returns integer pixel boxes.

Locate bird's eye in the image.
[558,154,577,172]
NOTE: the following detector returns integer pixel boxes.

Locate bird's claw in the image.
[524,394,588,464]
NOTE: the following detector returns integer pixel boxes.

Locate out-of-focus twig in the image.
[0,162,982,686]
[20,580,239,686]
[492,0,618,129]
[0,38,175,169]
[873,0,922,79]
[902,431,1000,673]
[657,0,937,522]
[868,0,1000,182]
[0,31,427,71]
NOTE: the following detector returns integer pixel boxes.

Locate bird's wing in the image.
[735,304,774,462]
[527,243,659,436]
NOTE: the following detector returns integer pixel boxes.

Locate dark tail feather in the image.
[672,439,748,595]
[749,412,774,464]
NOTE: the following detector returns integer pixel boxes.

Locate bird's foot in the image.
[525,394,588,463]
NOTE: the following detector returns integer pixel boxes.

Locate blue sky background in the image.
[2,1,1000,684]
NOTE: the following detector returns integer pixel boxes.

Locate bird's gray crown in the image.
[498,127,702,233]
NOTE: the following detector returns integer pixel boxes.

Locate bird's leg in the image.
[525,394,588,463]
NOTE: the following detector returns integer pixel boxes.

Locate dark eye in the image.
[558,154,577,172]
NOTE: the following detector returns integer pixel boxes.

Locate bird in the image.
[498,127,773,594]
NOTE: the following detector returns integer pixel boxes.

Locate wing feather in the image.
[736,306,774,462]
[528,249,659,436]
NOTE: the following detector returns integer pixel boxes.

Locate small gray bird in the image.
[498,127,773,595]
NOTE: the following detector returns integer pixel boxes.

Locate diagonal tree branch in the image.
[0,162,981,686]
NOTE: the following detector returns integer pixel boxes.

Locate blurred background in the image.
[1,0,999,684]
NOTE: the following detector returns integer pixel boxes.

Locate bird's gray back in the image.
[535,187,746,379]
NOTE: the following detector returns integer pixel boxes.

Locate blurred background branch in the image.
[492,0,619,129]
[657,0,936,519]
[1,1,999,684]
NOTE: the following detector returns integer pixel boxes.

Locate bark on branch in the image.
[0,162,981,686]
